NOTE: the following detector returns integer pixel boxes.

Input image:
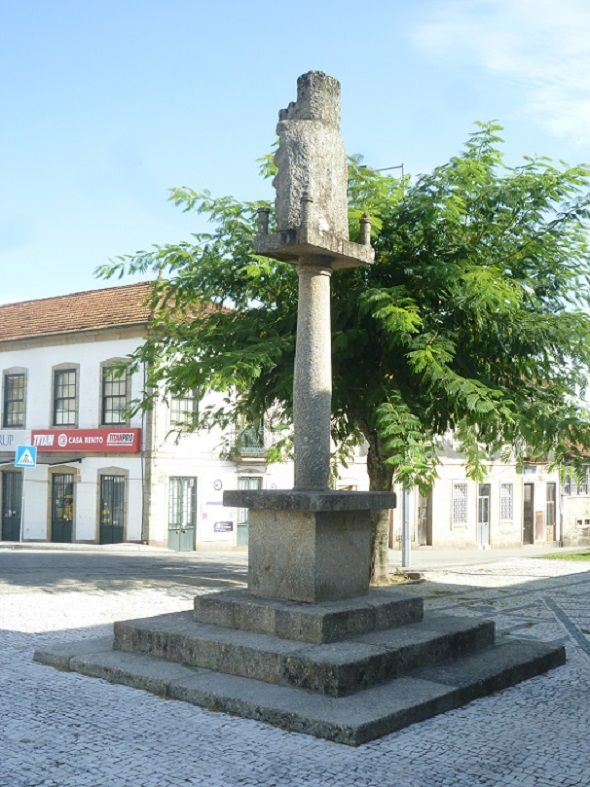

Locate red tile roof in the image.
[0,282,155,342]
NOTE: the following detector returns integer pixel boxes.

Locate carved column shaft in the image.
[293,258,333,490]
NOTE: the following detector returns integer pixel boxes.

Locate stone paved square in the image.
[1,547,589,786]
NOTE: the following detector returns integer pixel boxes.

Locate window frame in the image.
[563,465,590,496]
[2,370,26,428]
[100,361,130,426]
[499,482,514,523]
[52,366,79,427]
[170,388,199,427]
[451,481,468,528]
[577,467,590,496]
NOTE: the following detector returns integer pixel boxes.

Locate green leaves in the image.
[376,397,439,492]
[360,287,422,344]
[96,121,590,493]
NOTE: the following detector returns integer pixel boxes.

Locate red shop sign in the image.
[31,428,142,453]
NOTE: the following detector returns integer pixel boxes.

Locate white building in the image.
[0,282,368,550]
[0,282,564,551]
[559,469,590,547]
[392,439,560,549]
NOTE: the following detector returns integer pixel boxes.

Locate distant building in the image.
[392,438,561,549]
[559,469,590,547]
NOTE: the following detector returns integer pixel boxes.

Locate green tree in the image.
[99,124,590,582]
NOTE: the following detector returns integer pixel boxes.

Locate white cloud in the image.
[412,0,590,146]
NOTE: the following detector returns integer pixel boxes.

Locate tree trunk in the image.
[366,433,394,586]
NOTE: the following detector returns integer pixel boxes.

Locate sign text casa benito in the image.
[31,428,142,453]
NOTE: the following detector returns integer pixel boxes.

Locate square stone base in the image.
[248,508,372,602]
[193,588,423,643]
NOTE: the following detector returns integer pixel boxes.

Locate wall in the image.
[392,450,560,548]
[561,493,590,547]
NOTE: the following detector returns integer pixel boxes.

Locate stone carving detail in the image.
[273,71,349,237]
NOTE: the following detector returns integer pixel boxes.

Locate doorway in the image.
[523,483,535,544]
[168,477,197,551]
[99,475,125,544]
[546,482,556,542]
[416,491,433,546]
[1,471,22,541]
[237,476,262,546]
[477,483,491,546]
[51,472,74,543]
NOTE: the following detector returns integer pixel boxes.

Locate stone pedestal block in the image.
[223,490,396,604]
[248,508,372,603]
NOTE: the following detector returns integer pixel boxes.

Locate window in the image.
[3,373,25,428]
[451,482,468,526]
[235,418,265,456]
[500,483,513,521]
[563,467,590,496]
[170,389,198,426]
[577,467,590,495]
[101,366,128,425]
[53,369,77,426]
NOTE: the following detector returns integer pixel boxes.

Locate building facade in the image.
[0,283,569,551]
[559,468,590,547]
[0,283,370,550]
[391,441,562,549]
[0,284,151,545]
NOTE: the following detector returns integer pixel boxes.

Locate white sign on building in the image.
[0,430,32,453]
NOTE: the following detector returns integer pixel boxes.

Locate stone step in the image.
[192,587,424,643]
[33,634,565,746]
[113,610,495,697]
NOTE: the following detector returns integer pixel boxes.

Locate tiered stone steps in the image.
[33,588,565,745]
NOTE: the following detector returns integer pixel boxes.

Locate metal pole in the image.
[19,470,25,543]
[401,486,411,568]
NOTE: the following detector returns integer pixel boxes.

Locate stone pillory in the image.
[34,71,566,748]
[254,70,378,497]
[227,70,394,605]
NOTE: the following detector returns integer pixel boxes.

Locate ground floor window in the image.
[99,475,126,544]
[451,482,468,527]
[500,483,513,522]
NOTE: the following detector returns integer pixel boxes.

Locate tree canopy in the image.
[99,123,590,496]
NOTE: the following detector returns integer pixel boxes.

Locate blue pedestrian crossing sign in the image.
[15,445,37,468]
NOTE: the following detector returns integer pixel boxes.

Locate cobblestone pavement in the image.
[1,550,589,787]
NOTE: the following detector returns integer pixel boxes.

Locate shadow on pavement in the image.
[0,550,248,593]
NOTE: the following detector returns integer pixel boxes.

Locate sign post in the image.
[14,445,37,542]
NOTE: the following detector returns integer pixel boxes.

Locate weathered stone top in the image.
[223,489,396,512]
[278,72,341,127]
[273,71,349,238]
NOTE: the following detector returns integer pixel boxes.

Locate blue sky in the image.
[2,0,590,304]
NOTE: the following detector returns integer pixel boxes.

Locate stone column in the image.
[293,257,332,490]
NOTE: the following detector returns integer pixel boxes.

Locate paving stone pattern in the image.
[1,550,590,786]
